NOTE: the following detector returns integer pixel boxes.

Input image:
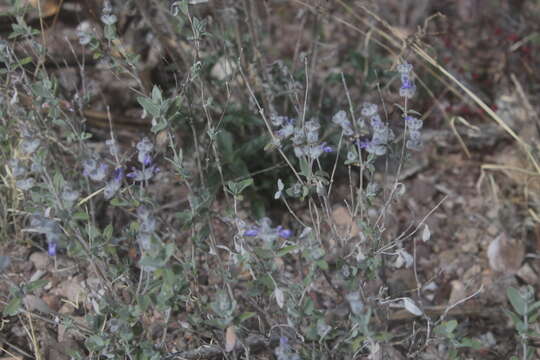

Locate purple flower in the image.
[243,229,259,237]
[113,167,124,182]
[143,153,152,167]
[83,159,109,182]
[405,116,423,130]
[399,84,416,99]
[356,139,370,149]
[322,145,333,153]
[278,228,293,239]
[127,165,158,182]
[399,72,416,98]
[361,103,378,117]
[103,167,125,199]
[271,115,289,127]
[48,241,57,256]
[136,137,153,153]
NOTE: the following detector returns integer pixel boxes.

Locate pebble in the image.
[29,251,50,270]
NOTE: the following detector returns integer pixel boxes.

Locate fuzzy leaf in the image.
[507,287,526,316]
[137,97,160,118]
[3,297,21,316]
[275,287,285,308]
[403,298,423,316]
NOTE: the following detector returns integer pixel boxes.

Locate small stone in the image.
[486,225,499,236]
[42,294,61,312]
[517,263,538,285]
[29,252,50,270]
[461,240,478,253]
[211,57,237,81]
[58,302,76,315]
[448,280,466,305]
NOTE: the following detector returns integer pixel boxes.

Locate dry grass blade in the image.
[449,116,480,159]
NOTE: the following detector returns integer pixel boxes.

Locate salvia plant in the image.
[0,1,511,359]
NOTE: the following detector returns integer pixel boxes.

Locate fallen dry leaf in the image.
[29,251,50,270]
[332,206,360,239]
[23,294,53,314]
[28,0,60,17]
[225,325,237,352]
[487,232,524,275]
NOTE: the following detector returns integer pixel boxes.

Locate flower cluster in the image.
[127,137,159,182]
[398,62,416,99]
[332,105,396,158]
[272,115,332,160]
[104,167,124,199]
[10,128,43,191]
[241,217,292,247]
[82,158,109,182]
[360,103,395,156]
[82,153,125,200]
[100,0,117,26]
[331,110,354,136]
[404,115,423,151]
[272,115,294,139]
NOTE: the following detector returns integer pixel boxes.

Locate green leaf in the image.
[151,85,162,102]
[217,130,234,163]
[26,279,48,292]
[73,211,89,221]
[137,97,161,118]
[504,308,524,330]
[529,300,540,313]
[30,82,52,99]
[110,198,130,207]
[253,247,274,259]
[19,56,33,65]
[237,312,256,323]
[316,260,329,270]
[299,157,310,177]
[103,224,113,240]
[459,337,482,349]
[86,335,108,351]
[277,245,298,257]
[507,287,526,315]
[257,274,275,291]
[176,210,194,224]
[227,178,253,196]
[175,0,189,16]
[3,297,21,316]
[434,320,457,337]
